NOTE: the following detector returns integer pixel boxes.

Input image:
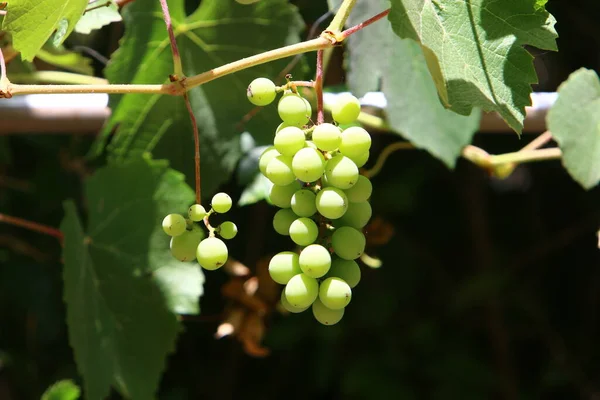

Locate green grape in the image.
[196,237,228,270]
[344,175,372,202]
[292,147,325,183]
[219,221,238,239]
[188,204,207,222]
[332,93,361,125]
[337,200,371,229]
[162,213,187,237]
[340,127,372,159]
[319,277,352,310]
[278,92,311,126]
[331,226,365,260]
[273,208,298,236]
[268,251,301,284]
[285,273,319,308]
[265,155,295,186]
[258,146,280,176]
[304,140,318,149]
[289,217,319,246]
[276,122,292,133]
[290,189,317,217]
[212,192,232,213]
[268,181,301,208]
[324,154,359,189]
[315,187,348,219]
[327,258,361,288]
[312,298,344,325]
[246,77,276,106]
[312,123,341,151]
[280,290,309,313]
[274,126,306,156]
[170,227,205,262]
[299,244,331,278]
[347,150,369,168]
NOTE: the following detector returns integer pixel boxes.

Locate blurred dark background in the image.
[1,0,599,399]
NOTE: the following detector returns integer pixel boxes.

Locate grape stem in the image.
[0,47,8,97]
[340,9,391,38]
[2,0,382,97]
[183,92,202,204]
[84,1,112,13]
[159,0,184,79]
[203,210,216,236]
[0,213,64,242]
[315,50,325,124]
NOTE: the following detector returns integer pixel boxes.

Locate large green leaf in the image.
[1,0,87,61]
[331,0,480,167]
[41,380,81,400]
[93,0,305,197]
[547,69,600,190]
[388,0,557,133]
[60,157,203,400]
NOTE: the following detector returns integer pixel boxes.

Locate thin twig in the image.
[341,8,391,38]
[363,142,414,178]
[85,1,111,13]
[159,0,184,78]
[0,213,63,241]
[315,50,325,124]
[327,0,358,32]
[519,130,553,152]
[0,47,7,82]
[183,93,201,204]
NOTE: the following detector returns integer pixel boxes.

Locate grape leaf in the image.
[547,69,600,190]
[388,0,557,133]
[60,157,203,400]
[36,45,94,75]
[92,0,305,197]
[330,0,480,167]
[1,0,88,61]
[75,1,122,35]
[41,380,81,400]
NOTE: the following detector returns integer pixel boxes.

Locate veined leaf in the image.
[60,157,203,400]
[75,1,122,35]
[547,68,600,189]
[93,0,305,197]
[388,0,557,133]
[2,0,88,61]
[330,0,480,167]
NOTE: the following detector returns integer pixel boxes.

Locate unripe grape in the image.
[347,150,369,168]
[289,217,319,246]
[337,200,371,229]
[331,226,365,260]
[312,298,344,325]
[268,181,301,208]
[170,227,205,261]
[292,147,325,183]
[280,290,309,313]
[269,251,301,284]
[285,273,319,308]
[265,155,295,186]
[312,123,341,151]
[258,146,280,176]
[212,192,232,213]
[327,258,361,288]
[324,154,359,189]
[332,93,361,125]
[344,175,372,202]
[299,244,331,278]
[315,187,348,220]
[340,127,371,159]
[218,221,238,239]
[319,277,352,309]
[188,204,207,222]
[196,237,228,270]
[274,126,305,156]
[247,77,276,106]
[273,208,298,236]
[278,93,311,126]
[162,213,187,236]
[290,189,317,217]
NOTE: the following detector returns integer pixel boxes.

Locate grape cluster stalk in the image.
[247,77,373,325]
[162,192,238,270]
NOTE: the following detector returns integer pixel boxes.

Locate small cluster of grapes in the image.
[162,192,238,271]
[247,77,373,325]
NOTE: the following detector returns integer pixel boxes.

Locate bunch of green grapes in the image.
[246,77,373,326]
[162,192,238,271]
